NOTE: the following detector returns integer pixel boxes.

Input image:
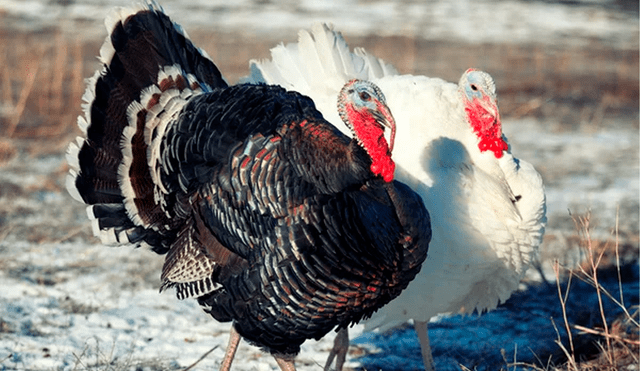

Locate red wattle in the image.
[346,104,395,182]
[465,98,507,159]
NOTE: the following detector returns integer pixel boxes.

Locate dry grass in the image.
[510,212,639,371]
[0,31,86,159]
[0,34,84,134]
[64,340,218,371]
[69,339,178,371]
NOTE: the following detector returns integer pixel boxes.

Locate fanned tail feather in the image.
[66,1,226,252]
[245,23,398,93]
[354,47,398,79]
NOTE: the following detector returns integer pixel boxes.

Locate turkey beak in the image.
[373,101,396,153]
[478,96,501,126]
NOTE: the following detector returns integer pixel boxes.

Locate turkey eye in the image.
[470,84,478,91]
[359,91,371,101]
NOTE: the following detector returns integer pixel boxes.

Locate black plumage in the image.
[66,2,430,370]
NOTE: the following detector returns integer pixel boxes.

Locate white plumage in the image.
[244,24,547,370]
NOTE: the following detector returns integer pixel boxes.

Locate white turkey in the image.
[244,23,547,371]
[65,4,431,371]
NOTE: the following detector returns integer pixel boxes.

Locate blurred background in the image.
[0,1,637,370]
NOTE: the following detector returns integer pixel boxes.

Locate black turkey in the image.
[66,2,431,370]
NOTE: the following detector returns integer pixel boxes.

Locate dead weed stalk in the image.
[0,32,85,154]
[509,210,638,371]
[556,211,637,370]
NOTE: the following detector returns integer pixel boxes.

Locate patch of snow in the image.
[0,241,348,370]
[503,117,639,237]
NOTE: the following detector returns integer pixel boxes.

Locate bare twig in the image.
[554,259,575,360]
[49,225,88,244]
[551,316,578,371]
[0,225,14,245]
[572,271,639,329]
[72,38,84,114]
[571,209,639,331]
[1,47,13,110]
[0,353,13,364]
[614,206,624,309]
[573,324,640,346]
[521,346,553,371]
[576,214,612,357]
[52,32,67,116]
[182,345,218,371]
[71,343,90,371]
[6,49,43,137]
[560,210,640,370]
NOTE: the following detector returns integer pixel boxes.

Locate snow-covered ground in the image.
[505,117,639,242]
[0,241,342,371]
[0,0,637,370]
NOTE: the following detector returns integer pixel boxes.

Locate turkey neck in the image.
[344,104,395,182]
[464,98,508,159]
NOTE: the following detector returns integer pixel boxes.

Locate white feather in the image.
[79,69,102,126]
[86,205,120,245]
[65,172,83,203]
[118,110,144,227]
[65,139,84,202]
[98,35,115,65]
